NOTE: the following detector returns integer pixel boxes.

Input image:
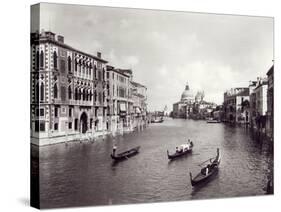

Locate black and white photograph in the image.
[30,2,274,209]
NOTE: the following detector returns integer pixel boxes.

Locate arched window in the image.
[68,86,72,99]
[89,90,92,101]
[35,51,39,70]
[54,83,58,99]
[94,91,97,102]
[83,89,86,101]
[68,56,72,73]
[39,50,44,68]
[53,51,58,69]
[35,82,39,102]
[75,59,78,72]
[78,88,82,100]
[40,82,44,101]
[74,87,78,100]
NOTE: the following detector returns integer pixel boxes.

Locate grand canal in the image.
[34,118,273,208]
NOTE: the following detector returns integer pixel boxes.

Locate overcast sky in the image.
[33,3,273,111]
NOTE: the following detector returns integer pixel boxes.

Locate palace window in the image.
[68,56,72,73]
[94,65,97,79]
[90,118,93,129]
[35,120,39,132]
[75,59,78,72]
[35,108,39,117]
[94,91,97,102]
[35,120,45,132]
[39,50,44,68]
[75,87,78,100]
[54,123,58,130]
[54,107,59,117]
[68,86,72,100]
[98,92,102,103]
[53,51,58,69]
[68,122,72,129]
[89,90,92,101]
[54,83,58,99]
[40,82,44,102]
[40,122,45,132]
[74,119,78,130]
[83,89,86,101]
[69,108,72,117]
[40,108,44,116]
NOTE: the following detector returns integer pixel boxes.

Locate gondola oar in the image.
[198,157,216,166]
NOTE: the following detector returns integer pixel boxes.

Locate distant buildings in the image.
[172,82,216,119]
[266,66,274,140]
[222,87,250,124]
[222,65,274,141]
[31,30,147,145]
[131,81,148,130]
[172,82,195,118]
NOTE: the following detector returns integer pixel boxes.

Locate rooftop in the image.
[31,30,108,63]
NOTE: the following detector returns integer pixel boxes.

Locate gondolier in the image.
[112,145,117,156]
[111,146,141,161]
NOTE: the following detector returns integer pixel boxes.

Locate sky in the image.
[32,3,274,111]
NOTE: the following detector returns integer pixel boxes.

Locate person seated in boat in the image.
[176,146,183,153]
[205,164,210,175]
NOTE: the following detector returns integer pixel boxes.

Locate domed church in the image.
[180,82,194,103]
[172,82,195,118]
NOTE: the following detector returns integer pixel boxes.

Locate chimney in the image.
[97,52,101,58]
[57,35,64,43]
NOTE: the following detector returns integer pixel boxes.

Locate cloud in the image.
[38,3,273,112]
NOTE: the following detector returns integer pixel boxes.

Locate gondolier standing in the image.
[112,145,117,156]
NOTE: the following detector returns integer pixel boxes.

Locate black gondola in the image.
[110,146,140,161]
[190,148,221,186]
[167,142,193,160]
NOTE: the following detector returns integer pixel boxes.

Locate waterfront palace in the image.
[30,30,147,146]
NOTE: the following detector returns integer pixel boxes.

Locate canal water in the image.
[34,118,273,208]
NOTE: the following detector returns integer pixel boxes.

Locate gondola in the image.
[110,146,140,161]
[206,118,221,123]
[190,148,221,186]
[167,142,193,160]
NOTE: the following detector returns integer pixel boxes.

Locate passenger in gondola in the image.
[205,166,209,176]
[176,146,179,153]
[190,141,193,147]
[205,164,211,175]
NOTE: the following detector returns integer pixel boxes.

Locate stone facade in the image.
[31,31,147,145]
[172,82,194,118]
[222,87,250,124]
[266,66,274,140]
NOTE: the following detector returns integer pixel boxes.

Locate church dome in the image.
[181,82,194,101]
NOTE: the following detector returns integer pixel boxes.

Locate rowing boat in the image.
[190,148,221,186]
[110,146,140,161]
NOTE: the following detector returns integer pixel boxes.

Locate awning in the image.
[120,103,126,112]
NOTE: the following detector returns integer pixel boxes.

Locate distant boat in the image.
[167,141,193,160]
[110,146,140,161]
[190,148,221,186]
[206,118,221,123]
[151,117,164,123]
